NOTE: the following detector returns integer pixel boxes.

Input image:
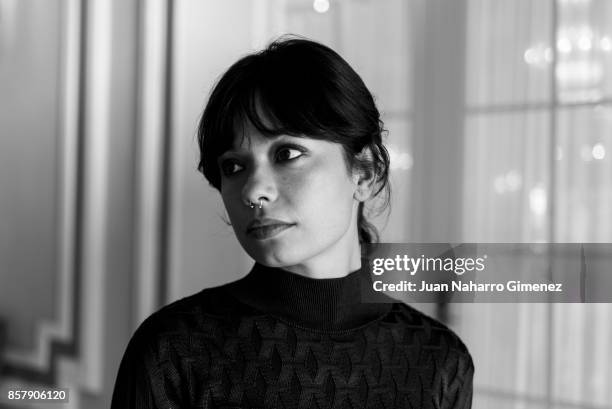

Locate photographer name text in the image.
[373,280,563,293]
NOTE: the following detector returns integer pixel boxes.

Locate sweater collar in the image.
[228,262,392,331]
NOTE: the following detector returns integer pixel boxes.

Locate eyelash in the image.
[276,146,305,162]
[220,146,306,177]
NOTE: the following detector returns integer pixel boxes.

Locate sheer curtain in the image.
[459,0,612,408]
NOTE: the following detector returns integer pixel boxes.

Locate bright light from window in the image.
[524,48,538,65]
[557,38,572,53]
[592,143,606,160]
[313,0,330,13]
[601,37,612,52]
[523,44,552,68]
[556,146,563,161]
[529,186,547,216]
[493,171,522,194]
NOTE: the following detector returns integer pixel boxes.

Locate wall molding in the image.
[1,0,111,396]
[134,0,170,326]
[2,0,82,383]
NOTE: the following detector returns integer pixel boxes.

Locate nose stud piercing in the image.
[248,199,263,209]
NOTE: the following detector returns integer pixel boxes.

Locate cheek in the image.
[288,167,355,225]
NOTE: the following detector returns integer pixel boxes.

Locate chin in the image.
[244,241,308,269]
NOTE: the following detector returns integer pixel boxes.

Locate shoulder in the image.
[112,283,247,408]
[387,302,474,368]
[386,304,474,405]
[125,280,250,358]
[153,282,239,320]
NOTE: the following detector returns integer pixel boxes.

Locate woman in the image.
[111,37,473,409]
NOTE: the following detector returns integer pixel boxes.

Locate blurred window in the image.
[463,0,612,243]
[460,1,612,408]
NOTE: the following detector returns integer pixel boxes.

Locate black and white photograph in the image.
[1,0,611,408]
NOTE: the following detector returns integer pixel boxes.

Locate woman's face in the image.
[218,122,363,277]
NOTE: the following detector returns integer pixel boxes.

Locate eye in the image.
[220,159,244,176]
[276,146,304,162]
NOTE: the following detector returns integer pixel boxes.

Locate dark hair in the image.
[197,36,390,244]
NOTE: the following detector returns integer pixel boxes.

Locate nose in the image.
[241,163,277,208]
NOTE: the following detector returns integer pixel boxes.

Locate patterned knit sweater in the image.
[110,263,474,409]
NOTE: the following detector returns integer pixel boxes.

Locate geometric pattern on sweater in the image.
[111,287,474,409]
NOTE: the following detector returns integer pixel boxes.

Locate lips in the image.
[246,218,295,239]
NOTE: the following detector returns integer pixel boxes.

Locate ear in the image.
[352,147,377,202]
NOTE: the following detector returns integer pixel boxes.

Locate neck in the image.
[228,261,392,331]
[281,225,362,279]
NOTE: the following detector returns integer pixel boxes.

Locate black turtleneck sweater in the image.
[111,263,474,409]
